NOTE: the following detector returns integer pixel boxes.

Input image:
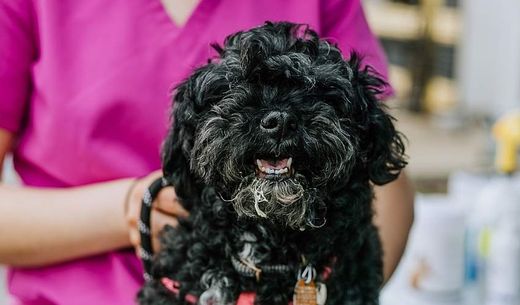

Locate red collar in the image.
[160,277,198,304]
[160,264,332,304]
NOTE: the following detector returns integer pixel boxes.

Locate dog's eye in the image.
[307,100,338,115]
[323,98,349,115]
[242,106,258,113]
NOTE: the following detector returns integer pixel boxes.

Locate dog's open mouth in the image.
[255,157,293,179]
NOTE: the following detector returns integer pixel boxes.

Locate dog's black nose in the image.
[260,111,297,137]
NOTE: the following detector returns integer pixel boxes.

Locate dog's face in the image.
[162,22,406,229]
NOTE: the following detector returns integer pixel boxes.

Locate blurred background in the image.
[2,0,520,304]
[366,0,500,184]
[363,0,520,304]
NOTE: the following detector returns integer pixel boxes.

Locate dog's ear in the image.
[348,55,407,185]
[161,81,197,201]
[162,64,223,200]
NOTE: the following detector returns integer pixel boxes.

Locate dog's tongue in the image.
[259,158,289,170]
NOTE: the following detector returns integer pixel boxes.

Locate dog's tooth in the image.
[287,157,293,169]
[280,168,288,174]
[268,168,275,174]
[256,159,263,168]
[274,169,281,175]
[261,167,267,173]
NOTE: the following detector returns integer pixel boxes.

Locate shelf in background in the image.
[364,0,461,45]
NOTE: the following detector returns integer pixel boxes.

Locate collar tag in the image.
[293,265,327,305]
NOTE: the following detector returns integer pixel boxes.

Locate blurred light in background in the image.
[363,2,520,305]
[364,0,520,189]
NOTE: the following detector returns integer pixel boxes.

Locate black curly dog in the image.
[138,22,406,305]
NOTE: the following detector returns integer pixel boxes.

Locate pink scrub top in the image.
[0,0,390,304]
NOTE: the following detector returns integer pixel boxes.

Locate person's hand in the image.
[125,170,189,255]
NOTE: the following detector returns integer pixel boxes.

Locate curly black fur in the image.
[138,22,406,305]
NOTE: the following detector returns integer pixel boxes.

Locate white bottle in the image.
[475,110,520,305]
[486,216,520,305]
[465,176,520,305]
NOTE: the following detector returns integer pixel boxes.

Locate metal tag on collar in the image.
[293,265,327,305]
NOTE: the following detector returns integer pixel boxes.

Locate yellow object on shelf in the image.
[492,111,520,174]
[478,227,492,258]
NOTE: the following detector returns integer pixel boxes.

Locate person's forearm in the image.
[0,179,134,267]
[373,171,415,284]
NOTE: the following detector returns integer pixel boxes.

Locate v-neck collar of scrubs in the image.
[154,0,220,41]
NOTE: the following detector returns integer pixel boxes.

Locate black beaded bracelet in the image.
[138,176,171,281]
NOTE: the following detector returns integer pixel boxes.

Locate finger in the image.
[129,170,163,207]
[126,169,165,225]
[126,169,164,257]
[129,227,140,248]
[144,169,163,184]
[154,187,190,218]
[152,236,161,253]
[150,209,180,238]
